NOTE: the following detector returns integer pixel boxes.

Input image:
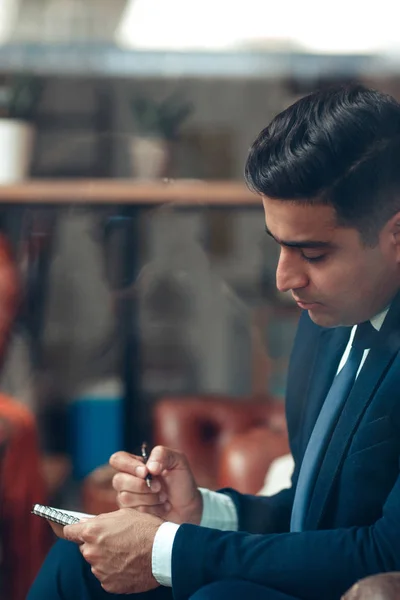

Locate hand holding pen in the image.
[141,442,152,488]
[109,445,203,525]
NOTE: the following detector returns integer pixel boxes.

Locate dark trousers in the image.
[28,540,302,600]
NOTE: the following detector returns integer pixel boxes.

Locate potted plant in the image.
[130,92,193,179]
[0,75,43,183]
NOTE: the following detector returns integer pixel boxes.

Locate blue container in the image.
[68,379,123,479]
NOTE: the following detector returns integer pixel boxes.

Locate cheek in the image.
[310,261,360,296]
[318,254,393,305]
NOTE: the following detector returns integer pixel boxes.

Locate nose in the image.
[276,248,309,293]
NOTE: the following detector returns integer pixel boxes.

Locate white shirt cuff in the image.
[199,487,238,530]
[152,521,179,587]
[151,489,238,586]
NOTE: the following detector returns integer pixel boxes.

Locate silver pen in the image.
[141,442,152,488]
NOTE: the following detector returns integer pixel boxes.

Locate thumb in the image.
[63,521,87,543]
[147,445,187,475]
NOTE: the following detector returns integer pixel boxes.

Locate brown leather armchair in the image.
[0,234,53,600]
[153,395,289,492]
[0,399,52,600]
[82,394,290,513]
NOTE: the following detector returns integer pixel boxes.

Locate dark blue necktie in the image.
[290,320,378,532]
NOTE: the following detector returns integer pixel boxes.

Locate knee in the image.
[28,539,87,599]
[342,573,400,600]
[189,582,236,600]
[45,538,84,575]
[189,580,268,600]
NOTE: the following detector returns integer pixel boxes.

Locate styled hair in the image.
[245,84,400,244]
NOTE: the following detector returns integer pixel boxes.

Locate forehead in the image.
[262,196,338,240]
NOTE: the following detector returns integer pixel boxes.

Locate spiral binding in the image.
[32,504,81,525]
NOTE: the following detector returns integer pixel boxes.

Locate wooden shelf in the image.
[0,44,377,79]
[0,180,260,206]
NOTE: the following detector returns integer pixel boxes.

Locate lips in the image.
[293,296,315,304]
[294,299,321,309]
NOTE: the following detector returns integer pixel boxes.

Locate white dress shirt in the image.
[152,488,238,586]
[151,307,389,586]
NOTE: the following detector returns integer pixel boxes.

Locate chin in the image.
[307,309,341,328]
[308,308,360,328]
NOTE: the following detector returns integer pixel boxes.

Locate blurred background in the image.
[1,1,400,598]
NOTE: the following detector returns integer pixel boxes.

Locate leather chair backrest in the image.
[153,395,287,490]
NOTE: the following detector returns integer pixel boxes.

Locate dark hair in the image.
[245,84,400,244]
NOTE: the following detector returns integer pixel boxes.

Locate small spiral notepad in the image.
[32,504,92,526]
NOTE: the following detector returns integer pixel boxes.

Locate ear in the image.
[389,212,400,240]
[385,211,400,262]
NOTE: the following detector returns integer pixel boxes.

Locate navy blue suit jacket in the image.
[171,300,400,600]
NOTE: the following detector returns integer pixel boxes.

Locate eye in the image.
[301,253,326,263]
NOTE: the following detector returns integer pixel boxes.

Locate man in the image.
[29,84,400,600]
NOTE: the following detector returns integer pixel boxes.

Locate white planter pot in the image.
[0,119,35,183]
[130,137,169,179]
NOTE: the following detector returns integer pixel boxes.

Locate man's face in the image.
[262,196,400,327]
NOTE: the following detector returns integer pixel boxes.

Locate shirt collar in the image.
[370,307,390,331]
[348,306,389,346]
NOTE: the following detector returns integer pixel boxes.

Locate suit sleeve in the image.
[171,474,400,600]
[219,486,294,534]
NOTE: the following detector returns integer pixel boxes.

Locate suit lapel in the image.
[305,298,400,530]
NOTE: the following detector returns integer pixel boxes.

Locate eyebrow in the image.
[264,225,334,249]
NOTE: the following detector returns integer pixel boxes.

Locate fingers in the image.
[116,489,167,509]
[146,446,187,476]
[116,490,167,510]
[112,471,161,494]
[109,446,190,513]
[112,472,166,509]
[110,451,166,510]
[109,451,146,476]
[48,521,66,539]
[110,447,188,479]
[64,521,87,544]
[109,451,156,490]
